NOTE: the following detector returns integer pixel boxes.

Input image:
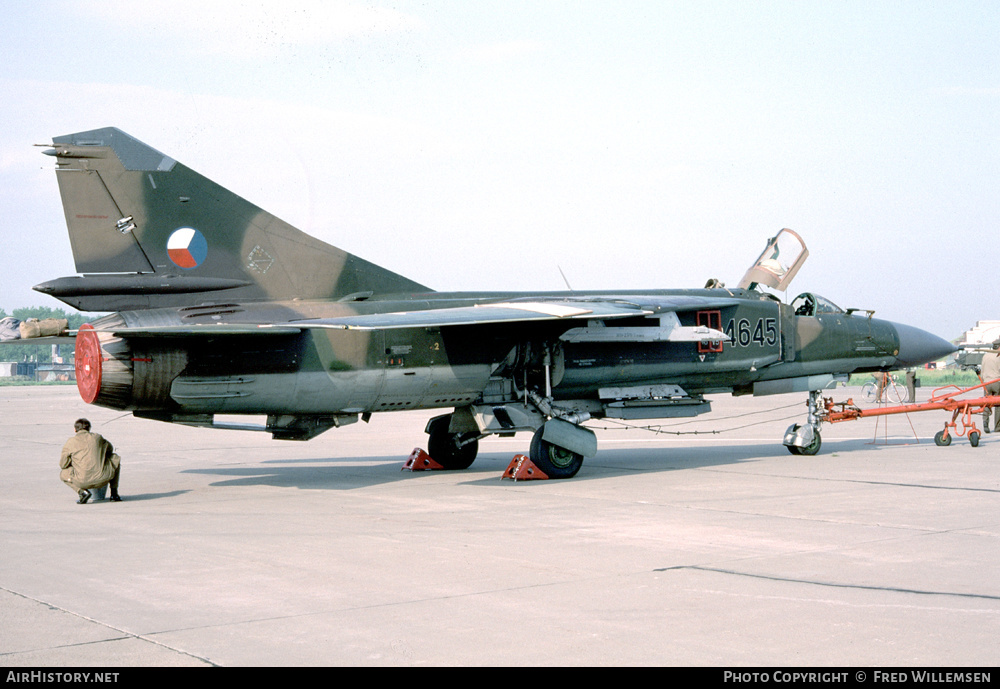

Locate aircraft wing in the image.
[79,296,741,337]
[290,300,656,331]
[0,335,78,345]
[65,302,643,339]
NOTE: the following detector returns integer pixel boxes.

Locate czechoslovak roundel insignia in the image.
[167,227,208,269]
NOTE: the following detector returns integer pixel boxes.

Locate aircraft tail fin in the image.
[37,127,429,311]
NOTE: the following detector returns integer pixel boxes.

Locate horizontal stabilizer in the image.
[0,335,77,345]
[91,324,303,338]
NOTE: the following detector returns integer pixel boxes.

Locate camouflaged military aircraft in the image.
[30,127,956,478]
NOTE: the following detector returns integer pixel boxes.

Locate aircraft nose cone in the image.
[893,322,956,368]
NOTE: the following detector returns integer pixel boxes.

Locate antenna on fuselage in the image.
[557,266,574,291]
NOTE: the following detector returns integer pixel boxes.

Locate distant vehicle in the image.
[21,128,955,477]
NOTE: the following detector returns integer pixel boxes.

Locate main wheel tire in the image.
[933,430,951,447]
[529,427,584,479]
[427,415,479,470]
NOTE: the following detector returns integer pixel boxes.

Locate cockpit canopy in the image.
[791,293,844,317]
[737,228,809,292]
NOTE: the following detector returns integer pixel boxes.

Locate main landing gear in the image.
[425,415,479,470]
[424,407,594,479]
[528,427,584,479]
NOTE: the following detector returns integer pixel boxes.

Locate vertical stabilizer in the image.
[38,128,429,310]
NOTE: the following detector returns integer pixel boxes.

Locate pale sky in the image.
[2,1,998,339]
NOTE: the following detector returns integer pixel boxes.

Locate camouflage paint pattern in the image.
[34,128,955,452]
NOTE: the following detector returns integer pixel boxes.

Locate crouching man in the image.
[60,418,121,504]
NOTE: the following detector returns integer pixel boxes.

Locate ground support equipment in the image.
[820,378,1000,448]
[502,454,551,481]
[402,448,446,471]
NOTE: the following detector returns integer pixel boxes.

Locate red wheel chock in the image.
[402,448,445,471]
[502,454,550,481]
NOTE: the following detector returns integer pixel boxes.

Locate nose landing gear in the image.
[784,389,824,456]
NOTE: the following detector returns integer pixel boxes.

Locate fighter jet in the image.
[29,128,955,478]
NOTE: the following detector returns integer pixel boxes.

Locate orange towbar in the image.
[820,378,1000,447]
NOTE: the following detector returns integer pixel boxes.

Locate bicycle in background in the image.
[860,372,907,404]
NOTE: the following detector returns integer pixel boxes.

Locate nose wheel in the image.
[787,429,822,455]
[784,390,824,456]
